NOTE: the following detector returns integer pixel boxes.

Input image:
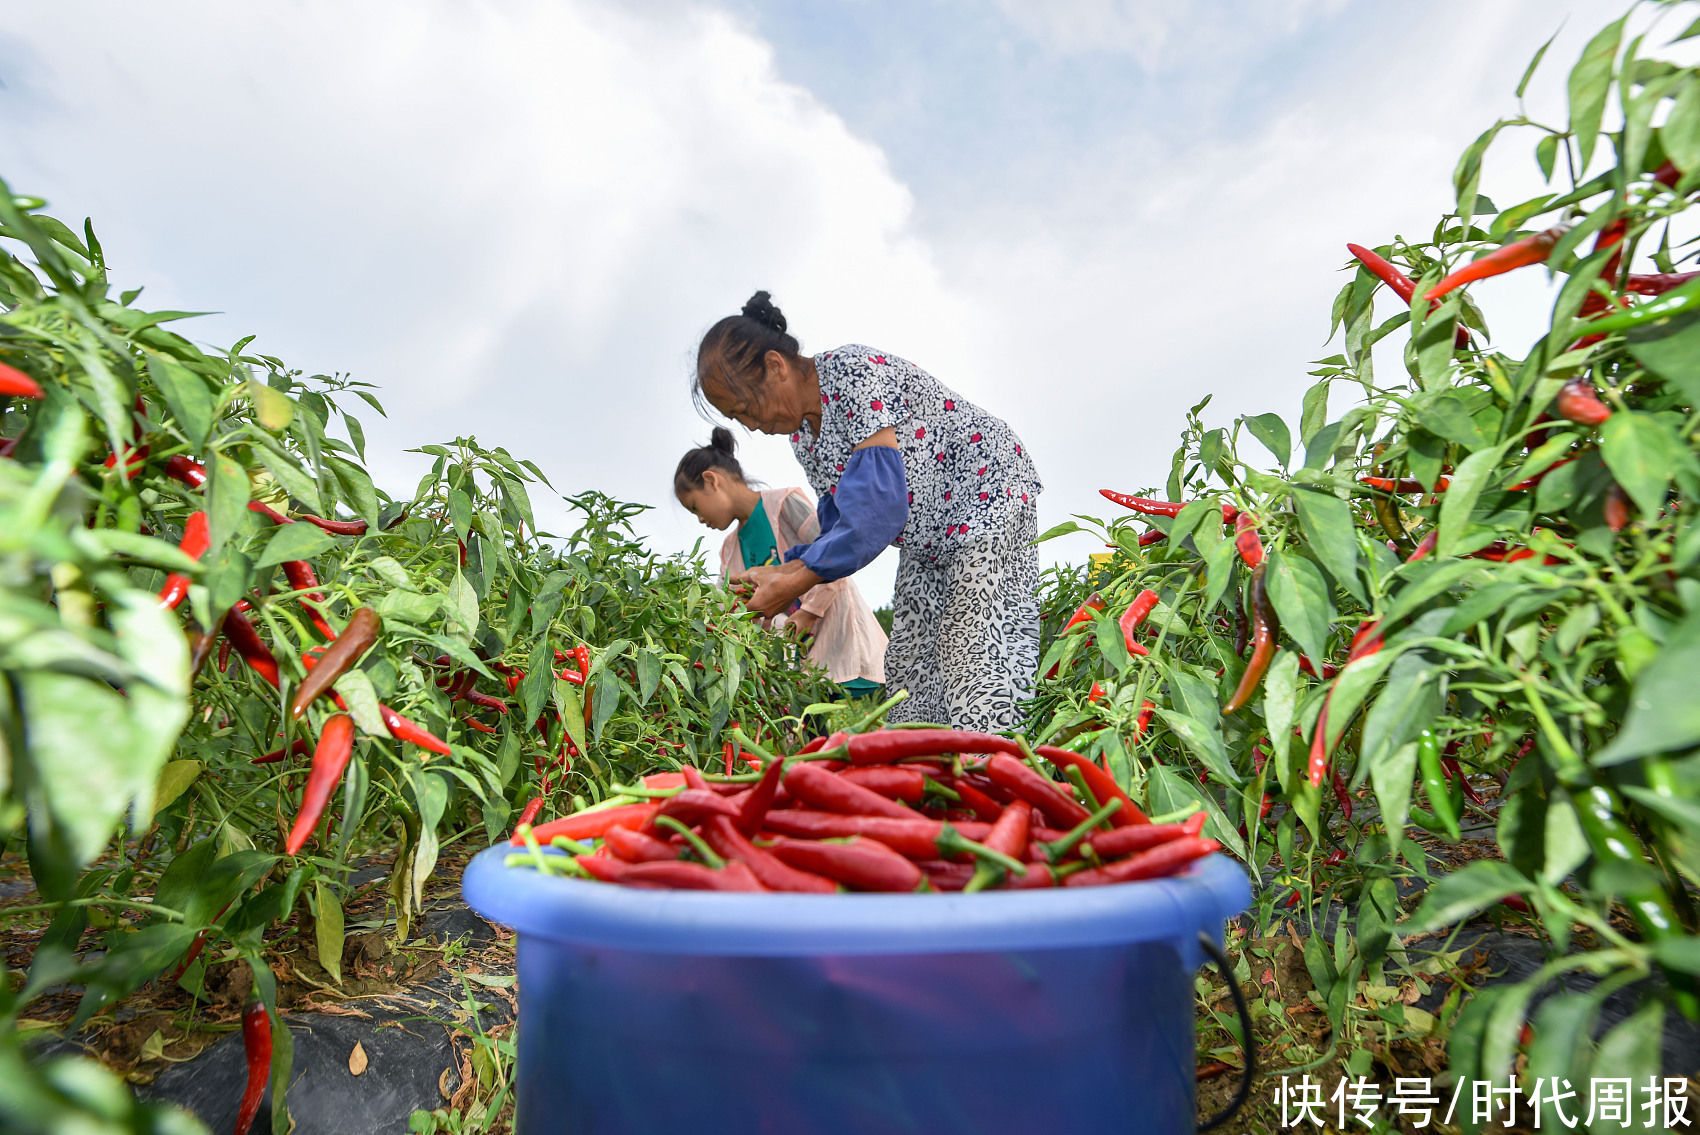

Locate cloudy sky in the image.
[0,0,1662,604]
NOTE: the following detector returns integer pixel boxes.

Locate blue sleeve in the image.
[794,446,908,582]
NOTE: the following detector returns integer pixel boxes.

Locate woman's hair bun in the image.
[740,290,787,335]
[709,425,737,454]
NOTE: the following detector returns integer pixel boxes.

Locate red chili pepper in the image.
[280,560,338,638]
[1080,817,1201,860]
[1346,243,1474,349]
[947,777,1005,823]
[222,608,280,687]
[1323,848,1347,868]
[233,997,271,1135]
[735,753,788,835]
[637,789,742,837]
[703,816,838,892]
[982,754,1091,830]
[1333,765,1353,823]
[759,810,992,859]
[1137,529,1167,547]
[289,607,380,718]
[1555,378,1612,426]
[784,762,918,820]
[1441,755,1485,807]
[843,728,1023,766]
[285,714,355,855]
[1087,681,1106,704]
[1359,475,1449,493]
[513,796,543,834]
[964,803,1034,891]
[463,717,499,733]
[1296,656,1339,679]
[1232,514,1263,568]
[465,690,509,714]
[1605,483,1632,533]
[916,859,976,890]
[1425,223,1570,301]
[1653,159,1682,186]
[1064,835,1221,887]
[1100,489,1239,522]
[1035,745,1149,825]
[838,765,929,806]
[248,500,293,525]
[302,514,368,535]
[251,739,311,765]
[578,856,764,891]
[1223,563,1279,715]
[517,802,658,846]
[1627,270,1700,294]
[1134,700,1155,740]
[1061,592,1105,633]
[604,825,680,863]
[768,835,924,892]
[0,361,46,399]
[156,511,211,610]
[1118,589,1159,654]
[379,704,451,756]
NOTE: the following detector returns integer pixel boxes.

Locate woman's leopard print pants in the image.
[884,506,1040,731]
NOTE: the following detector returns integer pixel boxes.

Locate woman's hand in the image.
[738,561,821,618]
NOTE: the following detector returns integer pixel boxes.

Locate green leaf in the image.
[1359,653,1442,778]
[1291,489,1363,604]
[1436,443,1510,557]
[1540,789,1591,884]
[247,377,294,431]
[253,522,338,570]
[1591,1002,1664,1110]
[1535,133,1560,182]
[1600,411,1687,519]
[368,556,412,590]
[325,454,381,530]
[332,670,387,737]
[313,880,344,985]
[1299,380,1331,446]
[205,453,251,558]
[1408,859,1530,932]
[553,679,588,757]
[1036,520,1083,542]
[1369,741,1419,860]
[1263,651,1300,776]
[250,437,324,515]
[1146,764,1246,860]
[1516,27,1559,98]
[150,760,201,822]
[445,571,479,640]
[1659,76,1700,177]
[373,589,439,626]
[1626,310,1700,406]
[635,648,661,706]
[145,356,215,447]
[1263,550,1333,669]
[1244,413,1290,467]
[1154,709,1240,787]
[1595,607,1700,765]
[1568,14,1627,174]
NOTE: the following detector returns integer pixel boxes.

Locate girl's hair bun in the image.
[709,425,737,454]
[740,290,787,335]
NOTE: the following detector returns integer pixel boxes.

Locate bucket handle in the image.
[1195,931,1255,1133]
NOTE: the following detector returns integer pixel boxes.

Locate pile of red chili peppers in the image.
[505,726,1220,892]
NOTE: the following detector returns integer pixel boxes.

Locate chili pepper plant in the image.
[1034,7,1700,1119]
[0,188,838,1132]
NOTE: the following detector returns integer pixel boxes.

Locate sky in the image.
[0,0,1671,605]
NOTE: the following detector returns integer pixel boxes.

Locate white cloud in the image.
[0,0,988,603]
[993,0,1351,70]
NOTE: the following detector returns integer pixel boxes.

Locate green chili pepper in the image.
[1583,275,1700,333]
[1416,731,1462,842]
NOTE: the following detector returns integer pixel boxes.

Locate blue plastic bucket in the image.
[463,845,1250,1135]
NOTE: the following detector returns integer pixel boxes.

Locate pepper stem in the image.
[937,823,1027,875]
[922,777,961,803]
[655,815,726,869]
[1063,766,1103,815]
[1041,799,1125,863]
[607,783,686,799]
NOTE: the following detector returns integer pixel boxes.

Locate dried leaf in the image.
[348,1041,368,1076]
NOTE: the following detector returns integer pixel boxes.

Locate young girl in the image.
[675,427,887,697]
[690,291,1042,731]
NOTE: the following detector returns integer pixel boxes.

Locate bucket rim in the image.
[463,844,1251,956]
